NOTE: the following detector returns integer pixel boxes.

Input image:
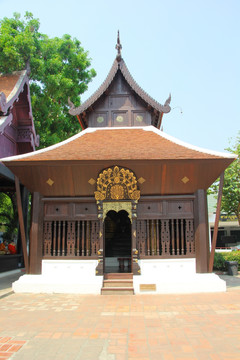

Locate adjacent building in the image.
[0,70,39,272]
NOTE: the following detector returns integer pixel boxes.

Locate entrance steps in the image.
[101,273,134,295]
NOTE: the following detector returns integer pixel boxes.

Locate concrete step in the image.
[101,287,134,295]
[103,280,133,288]
[104,273,133,280]
[101,273,134,295]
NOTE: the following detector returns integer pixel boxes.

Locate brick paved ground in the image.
[0,286,240,360]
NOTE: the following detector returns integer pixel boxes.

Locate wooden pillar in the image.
[194,189,209,273]
[29,192,43,274]
[209,172,224,272]
[15,177,29,273]
[16,185,29,263]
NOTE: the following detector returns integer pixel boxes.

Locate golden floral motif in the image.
[94,191,105,201]
[94,166,140,201]
[110,185,124,200]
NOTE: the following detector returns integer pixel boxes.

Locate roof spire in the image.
[115,30,122,62]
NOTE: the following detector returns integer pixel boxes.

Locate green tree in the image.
[0,12,96,148]
[210,133,240,225]
[0,192,18,242]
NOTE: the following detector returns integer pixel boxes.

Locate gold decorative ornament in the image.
[88,178,96,185]
[110,185,124,200]
[116,115,124,122]
[46,178,54,186]
[136,115,143,122]
[138,177,146,184]
[94,166,140,201]
[181,176,189,184]
[95,191,106,201]
[103,202,132,222]
[97,116,104,123]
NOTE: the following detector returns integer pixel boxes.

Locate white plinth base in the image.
[12,260,103,294]
[12,258,227,295]
[133,259,226,294]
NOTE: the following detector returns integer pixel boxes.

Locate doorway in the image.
[104,210,131,273]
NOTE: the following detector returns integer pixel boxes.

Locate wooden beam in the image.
[208,172,224,272]
[15,176,29,273]
[76,115,85,130]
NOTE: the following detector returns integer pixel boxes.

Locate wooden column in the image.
[209,172,224,272]
[29,192,43,274]
[194,190,209,273]
[16,185,29,263]
[15,177,29,273]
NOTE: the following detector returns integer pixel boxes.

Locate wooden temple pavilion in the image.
[1,35,236,294]
[0,70,38,272]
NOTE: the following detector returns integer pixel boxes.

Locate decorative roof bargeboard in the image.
[68,58,171,116]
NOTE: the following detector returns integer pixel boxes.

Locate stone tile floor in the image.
[0,272,239,359]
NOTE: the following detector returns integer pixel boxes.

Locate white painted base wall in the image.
[133,259,226,294]
[12,258,226,294]
[13,260,103,294]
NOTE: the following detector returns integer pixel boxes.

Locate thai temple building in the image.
[1,35,236,294]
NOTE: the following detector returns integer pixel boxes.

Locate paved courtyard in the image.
[0,273,240,360]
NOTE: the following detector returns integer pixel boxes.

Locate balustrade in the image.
[43,220,100,257]
[43,218,195,258]
[136,218,195,257]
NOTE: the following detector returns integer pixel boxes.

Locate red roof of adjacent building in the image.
[0,71,27,112]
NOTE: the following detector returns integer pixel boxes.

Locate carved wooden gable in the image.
[88,71,152,128]
[68,33,171,129]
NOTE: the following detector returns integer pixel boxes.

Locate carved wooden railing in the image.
[43,220,100,257]
[136,219,195,257]
[43,218,195,258]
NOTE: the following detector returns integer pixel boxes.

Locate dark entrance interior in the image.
[104,210,131,273]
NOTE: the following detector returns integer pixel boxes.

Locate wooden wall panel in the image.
[44,203,72,219]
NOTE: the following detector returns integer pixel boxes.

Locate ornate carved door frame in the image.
[94,166,141,275]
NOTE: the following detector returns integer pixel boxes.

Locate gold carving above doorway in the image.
[102,201,132,222]
[94,166,140,201]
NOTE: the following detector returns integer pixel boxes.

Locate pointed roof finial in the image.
[115,30,122,62]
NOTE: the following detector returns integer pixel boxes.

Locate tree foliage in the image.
[0,12,96,148]
[210,133,240,225]
[0,192,18,242]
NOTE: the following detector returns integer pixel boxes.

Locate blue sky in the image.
[0,0,239,152]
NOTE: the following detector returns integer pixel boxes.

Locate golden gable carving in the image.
[94,166,140,201]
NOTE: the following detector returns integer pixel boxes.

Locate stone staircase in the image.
[101,273,134,295]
